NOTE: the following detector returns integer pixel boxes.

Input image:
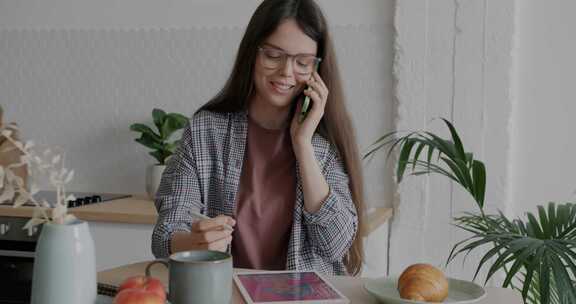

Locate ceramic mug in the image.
[146,250,233,304]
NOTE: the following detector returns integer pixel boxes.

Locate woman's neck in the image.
[248,97,291,130]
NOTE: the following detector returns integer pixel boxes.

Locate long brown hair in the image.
[198,0,365,275]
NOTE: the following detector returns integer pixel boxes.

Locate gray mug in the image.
[146,250,233,304]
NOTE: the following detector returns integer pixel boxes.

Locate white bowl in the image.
[364,276,486,304]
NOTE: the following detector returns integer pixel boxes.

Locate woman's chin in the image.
[266,95,295,109]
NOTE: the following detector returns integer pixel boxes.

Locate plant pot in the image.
[146,164,166,200]
[31,219,96,304]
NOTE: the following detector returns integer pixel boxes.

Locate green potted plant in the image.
[365,119,576,304]
[130,108,188,199]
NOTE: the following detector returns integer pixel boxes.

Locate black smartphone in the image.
[298,61,321,123]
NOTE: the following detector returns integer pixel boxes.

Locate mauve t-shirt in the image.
[231,115,296,270]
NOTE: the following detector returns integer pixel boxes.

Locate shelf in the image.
[0,196,157,225]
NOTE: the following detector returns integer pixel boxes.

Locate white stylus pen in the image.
[189,210,234,254]
[189,210,234,231]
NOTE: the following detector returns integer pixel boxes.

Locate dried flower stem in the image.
[1,124,75,228]
[1,131,51,222]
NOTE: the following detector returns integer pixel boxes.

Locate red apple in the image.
[113,288,163,304]
[117,275,166,302]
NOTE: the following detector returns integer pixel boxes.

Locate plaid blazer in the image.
[151,110,358,275]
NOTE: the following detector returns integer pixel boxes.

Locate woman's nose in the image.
[279,57,295,77]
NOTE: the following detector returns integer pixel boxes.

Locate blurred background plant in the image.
[364,118,576,304]
[129,108,189,165]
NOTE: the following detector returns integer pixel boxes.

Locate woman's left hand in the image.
[290,71,329,149]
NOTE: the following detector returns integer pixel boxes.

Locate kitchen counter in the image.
[0,196,157,224]
[0,196,392,272]
[0,197,393,234]
[1,196,393,271]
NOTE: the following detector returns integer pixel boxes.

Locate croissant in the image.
[397,263,449,302]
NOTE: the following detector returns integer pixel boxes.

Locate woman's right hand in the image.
[171,215,236,253]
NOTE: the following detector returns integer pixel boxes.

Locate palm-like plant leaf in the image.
[449,202,576,304]
[364,118,576,304]
[364,118,486,212]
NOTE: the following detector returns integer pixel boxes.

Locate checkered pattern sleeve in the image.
[302,145,358,264]
[151,122,202,258]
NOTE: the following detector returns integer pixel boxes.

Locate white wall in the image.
[7,0,575,281]
[0,0,395,275]
[389,0,576,284]
[390,0,515,282]
[4,0,575,282]
[0,0,391,29]
[511,0,576,215]
[0,0,395,203]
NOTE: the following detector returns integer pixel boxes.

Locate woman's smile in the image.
[269,80,296,95]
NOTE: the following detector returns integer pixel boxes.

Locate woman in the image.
[152,0,365,275]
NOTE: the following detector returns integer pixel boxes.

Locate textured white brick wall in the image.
[391,0,516,282]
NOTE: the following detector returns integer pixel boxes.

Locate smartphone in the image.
[298,61,321,123]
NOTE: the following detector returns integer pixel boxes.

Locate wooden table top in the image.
[98,261,522,304]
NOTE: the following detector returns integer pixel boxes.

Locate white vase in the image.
[146,164,166,200]
[31,220,97,304]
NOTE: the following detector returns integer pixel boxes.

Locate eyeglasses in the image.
[258,47,321,75]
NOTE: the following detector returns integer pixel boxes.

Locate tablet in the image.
[234,270,350,304]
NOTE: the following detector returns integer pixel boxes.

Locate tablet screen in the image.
[234,271,349,303]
